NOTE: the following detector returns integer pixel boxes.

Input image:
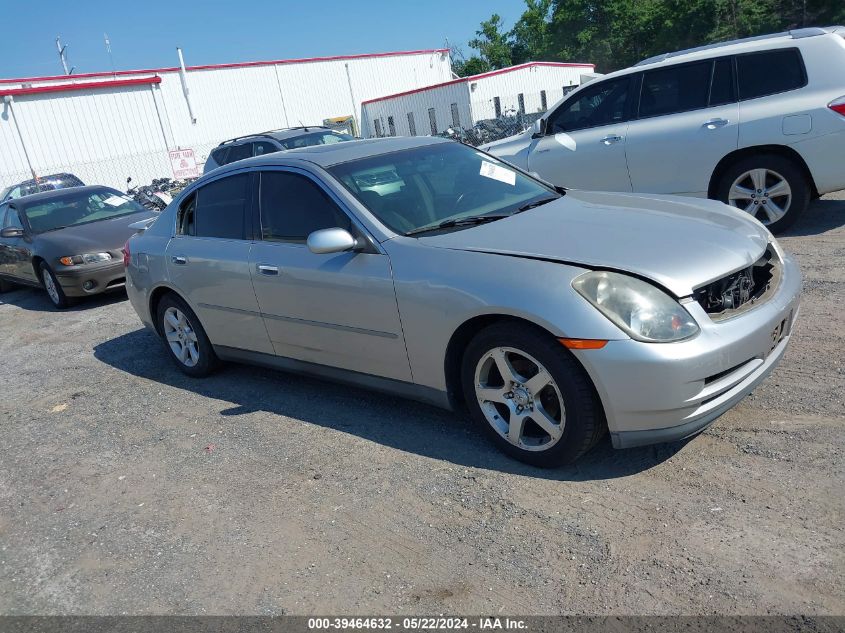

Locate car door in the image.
[165,171,274,355]
[0,205,35,282]
[249,168,412,382]
[528,75,635,191]
[624,57,740,195]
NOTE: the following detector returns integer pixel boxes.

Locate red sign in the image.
[169,148,199,179]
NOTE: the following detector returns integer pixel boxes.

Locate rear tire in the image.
[156,293,219,377]
[716,154,810,233]
[461,322,606,467]
[39,262,72,309]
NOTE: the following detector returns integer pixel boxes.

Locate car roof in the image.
[9,185,116,207]
[11,172,81,187]
[214,136,450,172]
[217,126,342,147]
[633,25,843,69]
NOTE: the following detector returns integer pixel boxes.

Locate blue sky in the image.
[0,0,525,79]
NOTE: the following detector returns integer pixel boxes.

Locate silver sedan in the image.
[124,137,801,466]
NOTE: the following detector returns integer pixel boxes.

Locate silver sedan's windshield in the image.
[329,142,559,235]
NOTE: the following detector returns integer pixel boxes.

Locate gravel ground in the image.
[0,193,842,616]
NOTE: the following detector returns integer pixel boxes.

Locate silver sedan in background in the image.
[124,137,801,466]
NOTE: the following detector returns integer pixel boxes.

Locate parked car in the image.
[0,173,85,203]
[483,26,845,232]
[125,137,800,466]
[203,126,355,174]
[0,186,157,307]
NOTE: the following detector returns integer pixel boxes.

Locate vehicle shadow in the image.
[93,328,692,482]
[0,285,127,312]
[781,197,845,237]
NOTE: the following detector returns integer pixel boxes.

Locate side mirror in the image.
[531,118,546,139]
[306,228,358,255]
[0,227,23,238]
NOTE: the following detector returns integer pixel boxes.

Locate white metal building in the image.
[361,61,596,138]
[0,48,453,191]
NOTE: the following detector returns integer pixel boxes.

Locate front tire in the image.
[716,154,810,233]
[156,293,219,377]
[461,323,606,467]
[40,262,72,309]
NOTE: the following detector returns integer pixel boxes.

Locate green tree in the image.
[510,0,554,63]
[468,14,513,70]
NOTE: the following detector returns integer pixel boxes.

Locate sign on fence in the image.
[169,149,199,179]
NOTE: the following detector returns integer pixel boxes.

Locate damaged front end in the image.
[693,246,782,320]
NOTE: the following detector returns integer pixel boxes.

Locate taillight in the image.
[122,239,131,267]
[829,96,845,117]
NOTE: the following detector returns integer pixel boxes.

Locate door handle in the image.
[171,255,187,265]
[257,264,279,276]
[600,134,622,145]
[703,118,729,129]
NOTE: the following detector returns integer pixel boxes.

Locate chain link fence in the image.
[365,89,579,147]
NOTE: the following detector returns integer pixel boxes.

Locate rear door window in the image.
[253,141,279,156]
[184,174,249,240]
[736,48,806,100]
[638,60,711,118]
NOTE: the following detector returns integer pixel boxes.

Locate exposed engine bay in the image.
[694,247,780,319]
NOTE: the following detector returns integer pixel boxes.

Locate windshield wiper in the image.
[405,214,509,236]
[516,196,559,213]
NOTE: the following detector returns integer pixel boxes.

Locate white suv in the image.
[483,26,845,232]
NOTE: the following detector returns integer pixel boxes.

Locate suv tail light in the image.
[122,239,131,267]
[829,96,845,117]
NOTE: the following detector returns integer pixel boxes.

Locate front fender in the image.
[384,238,626,392]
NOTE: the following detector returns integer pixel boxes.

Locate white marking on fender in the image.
[554,133,577,151]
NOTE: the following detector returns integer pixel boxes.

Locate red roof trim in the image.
[0,76,161,97]
[0,48,450,85]
[361,61,595,105]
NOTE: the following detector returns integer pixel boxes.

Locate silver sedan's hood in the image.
[417,190,771,297]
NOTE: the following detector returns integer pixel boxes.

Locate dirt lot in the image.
[1,194,843,616]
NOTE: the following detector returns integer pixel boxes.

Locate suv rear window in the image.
[736,48,806,100]
[209,147,229,166]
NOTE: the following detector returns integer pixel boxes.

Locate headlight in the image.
[59,252,113,266]
[572,271,699,342]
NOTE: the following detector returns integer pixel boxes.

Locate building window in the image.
[428,108,437,135]
[450,102,460,128]
[518,93,525,114]
[493,96,501,118]
[407,112,416,136]
[373,118,383,138]
[540,90,547,111]
[387,116,396,136]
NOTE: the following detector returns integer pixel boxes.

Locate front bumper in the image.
[572,252,802,449]
[54,260,126,297]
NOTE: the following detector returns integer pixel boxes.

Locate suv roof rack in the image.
[635,26,835,66]
[217,126,330,146]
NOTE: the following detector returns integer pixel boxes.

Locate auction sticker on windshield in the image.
[480,161,516,186]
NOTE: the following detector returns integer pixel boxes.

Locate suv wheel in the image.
[716,154,810,233]
[461,323,606,467]
[157,293,219,377]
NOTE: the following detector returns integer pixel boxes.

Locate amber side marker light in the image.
[559,338,608,350]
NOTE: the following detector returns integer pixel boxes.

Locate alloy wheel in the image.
[474,346,565,451]
[163,306,200,367]
[727,168,792,225]
[42,269,61,306]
